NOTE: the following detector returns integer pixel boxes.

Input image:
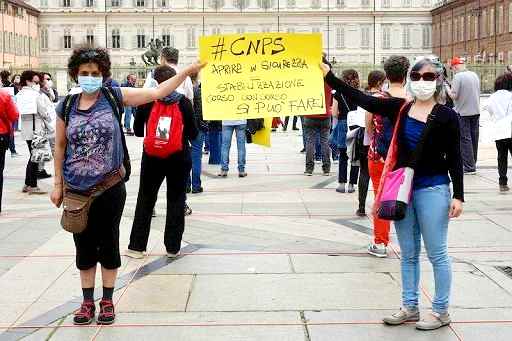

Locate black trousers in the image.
[25,140,38,187]
[128,150,191,253]
[459,115,479,173]
[0,144,6,212]
[358,146,370,210]
[496,138,512,186]
[283,116,298,130]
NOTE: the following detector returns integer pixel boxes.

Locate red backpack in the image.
[144,101,184,158]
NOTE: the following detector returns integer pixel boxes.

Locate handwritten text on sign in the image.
[199,33,325,120]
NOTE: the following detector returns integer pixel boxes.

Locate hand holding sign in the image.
[199,33,324,120]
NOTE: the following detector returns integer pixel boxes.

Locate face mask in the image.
[47,80,54,88]
[410,80,437,101]
[31,84,40,92]
[78,76,103,94]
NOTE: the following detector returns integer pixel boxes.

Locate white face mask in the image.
[410,80,436,101]
[31,84,40,92]
[47,80,54,88]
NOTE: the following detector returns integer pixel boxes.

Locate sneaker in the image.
[315,159,322,164]
[37,170,52,179]
[416,312,451,331]
[292,127,299,131]
[203,150,209,155]
[218,170,228,177]
[356,208,366,217]
[323,171,330,176]
[383,308,420,326]
[125,249,145,259]
[192,187,204,194]
[73,301,96,325]
[300,148,306,153]
[347,184,355,193]
[28,187,47,195]
[125,129,134,136]
[464,170,477,175]
[500,185,510,192]
[167,251,180,258]
[367,243,388,258]
[184,203,192,216]
[152,209,157,217]
[304,171,313,176]
[97,299,115,325]
[239,171,247,178]
[22,185,31,193]
[336,183,346,193]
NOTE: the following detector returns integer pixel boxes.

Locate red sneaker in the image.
[97,299,116,325]
[73,301,95,325]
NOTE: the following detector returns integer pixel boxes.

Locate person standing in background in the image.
[121,74,137,135]
[188,72,207,193]
[41,73,59,103]
[447,57,480,174]
[0,89,19,214]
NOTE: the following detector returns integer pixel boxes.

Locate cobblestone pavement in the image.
[1,126,512,341]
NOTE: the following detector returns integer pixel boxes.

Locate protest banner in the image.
[199,33,324,120]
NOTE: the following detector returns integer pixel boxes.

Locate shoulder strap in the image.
[410,104,439,168]
[62,94,79,127]
[101,87,123,122]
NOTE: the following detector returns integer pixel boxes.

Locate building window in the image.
[137,29,145,48]
[112,28,120,48]
[158,0,167,6]
[382,25,391,49]
[64,30,72,49]
[361,25,370,48]
[381,0,390,8]
[187,0,195,8]
[466,15,471,41]
[336,26,344,48]
[422,0,430,6]
[402,0,411,7]
[402,24,410,48]
[361,0,369,7]
[287,27,295,33]
[509,5,512,32]
[481,9,487,37]
[136,0,145,7]
[62,0,71,7]
[287,0,295,8]
[422,24,431,48]
[161,28,174,46]
[212,27,221,35]
[40,28,48,50]
[40,0,48,7]
[209,0,224,9]
[490,7,495,36]
[187,28,196,48]
[474,14,479,39]
[311,0,320,9]
[86,0,94,7]
[336,0,344,8]
[258,0,273,9]
[498,5,504,34]
[111,0,120,6]
[86,29,94,46]
[236,27,245,34]
[460,16,465,41]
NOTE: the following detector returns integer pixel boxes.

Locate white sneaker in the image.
[367,243,388,258]
[167,251,180,258]
[125,249,145,259]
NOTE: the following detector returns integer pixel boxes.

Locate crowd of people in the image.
[0,45,511,331]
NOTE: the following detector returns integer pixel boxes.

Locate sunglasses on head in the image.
[410,71,438,82]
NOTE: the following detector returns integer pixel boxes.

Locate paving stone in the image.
[187,273,401,311]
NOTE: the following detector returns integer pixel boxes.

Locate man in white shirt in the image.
[160,47,194,102]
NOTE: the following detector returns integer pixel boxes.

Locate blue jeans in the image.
[208,130,222,165]
[395,184,452,314]
[221,125,246,172]
[124,106,134,129]
[188,131,205,190]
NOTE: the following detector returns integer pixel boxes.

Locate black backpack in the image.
[62,87,131,182]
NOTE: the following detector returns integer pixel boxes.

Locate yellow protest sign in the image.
[199,33,325,120]
[252,117,272,147]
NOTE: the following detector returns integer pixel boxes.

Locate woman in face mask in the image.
[321,58,464,331]
[50,47,204,326]
[16,71,53,194]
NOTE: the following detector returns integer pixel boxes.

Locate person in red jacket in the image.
[0,90,20,214]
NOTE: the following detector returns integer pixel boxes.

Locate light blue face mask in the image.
[77,76,103,94]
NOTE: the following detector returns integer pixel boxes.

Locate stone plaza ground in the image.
[1,124,512,340]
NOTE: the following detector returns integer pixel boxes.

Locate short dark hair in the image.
[0,70,10,81]
[495,73,512,91]
[20,70,40,87]
[67,47,111,82]
[42,72,52,79]
[367,70,386,90]
[160,47,179,64]
[342,69,360,89]
[153,65,177,84]
[11,74,20,83]
[384,55,410,84]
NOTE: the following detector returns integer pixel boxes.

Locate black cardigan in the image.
[326,71,464,201]
[134,96,199,152]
